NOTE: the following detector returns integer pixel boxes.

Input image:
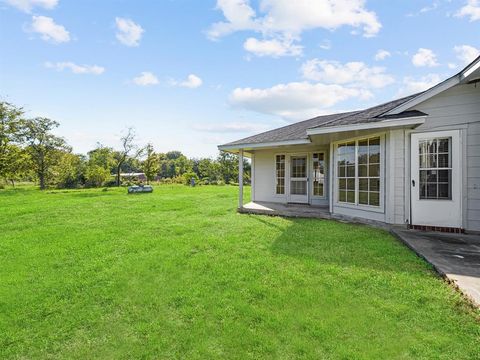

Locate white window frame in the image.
[274,153,286,197]
[333,133,385,213]
[311,151,327,199]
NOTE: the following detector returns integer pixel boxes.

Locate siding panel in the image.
[412,83,480,231]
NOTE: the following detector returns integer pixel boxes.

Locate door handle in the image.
[412,179,415,187]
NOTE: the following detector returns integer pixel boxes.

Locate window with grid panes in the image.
[275,155,285,194]
[418,138,451,200]
[336,136,382,206]
[358,137,380,206]
[312,153,325,196]
[337,141,356,203]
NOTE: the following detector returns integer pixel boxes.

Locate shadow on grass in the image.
[0,187,32,196]
[265,216,431,276]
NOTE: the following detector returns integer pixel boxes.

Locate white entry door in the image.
[411,130,462,228]
[289,155,309,203]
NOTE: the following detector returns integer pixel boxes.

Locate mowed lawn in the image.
[0,186,478,359]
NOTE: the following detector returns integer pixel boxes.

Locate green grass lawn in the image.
[0,185,479,359]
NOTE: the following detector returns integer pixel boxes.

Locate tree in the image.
[197,158,221,183]
[86,144,115,187]
[85,164,111,187]
[2,144,31,186]
[0,102,26,184]
[142,143,158,184]
[24,117,68,190]
[55,152,86,188]
[113,128,143,186]
[217,152,250,184]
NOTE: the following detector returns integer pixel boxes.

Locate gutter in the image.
[306,116,426,136]
[218,138,311,152]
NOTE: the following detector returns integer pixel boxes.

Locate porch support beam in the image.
[238,149,244,208]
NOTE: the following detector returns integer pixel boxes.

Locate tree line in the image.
[0,101,250,189]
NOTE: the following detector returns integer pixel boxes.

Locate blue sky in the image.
[1,0,479,157]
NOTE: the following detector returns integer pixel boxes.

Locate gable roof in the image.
[220,93,422,148]
[219,55,480,151]
[384,55,480,115]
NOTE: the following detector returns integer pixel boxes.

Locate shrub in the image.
[182,172,199,185]
[85,165,111,187]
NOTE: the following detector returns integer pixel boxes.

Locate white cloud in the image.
[448,63,458,69]
[209,0,381,38]
[243,37,302,57]
[397,74,442,97]
[407,2,439,17]
[194,122,270,133]
[300,59,395,89]
[45,61,105,75]
[29,15,70,43]
[456,0,480,21]
[229,81,372,120]
[207,0,381,57]
[412,48,438,67]
[132,72,159,86]
[5,0,57,12]
[170,74,203,88]
[453,44,479,66]
[208,0,258,39]
[115,17,144,47]
[374,49,391,61]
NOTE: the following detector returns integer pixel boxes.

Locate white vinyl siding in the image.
[467,121,480,231]
[406,83,480,231]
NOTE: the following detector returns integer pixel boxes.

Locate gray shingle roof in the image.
[221,93,424,147]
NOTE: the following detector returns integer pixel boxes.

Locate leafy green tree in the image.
[166,151,182,160]
[217,152,250,184]
[88,144,115,171]
[175,155,192,176]
[142,143,159,184]
[85,144,115,187]
[24,117,68,190]
[55,152,86,188]
[1,144,31,186]
[0,102,26,184]
[197,158,221,183]
[85,165,111,187]
[182,171,199,185]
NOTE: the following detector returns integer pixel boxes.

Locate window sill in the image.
[334,202,385,214]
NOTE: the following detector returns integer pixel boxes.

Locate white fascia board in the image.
[218,138,311,151]
[306,116,426,136]
[384,58,480,116]
[383,77,460,116]
[461,58,480,80]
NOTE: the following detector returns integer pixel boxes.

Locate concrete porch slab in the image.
[391,227,480,307]
[240,201,332,219]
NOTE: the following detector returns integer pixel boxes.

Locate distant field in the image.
[0,185,479,359]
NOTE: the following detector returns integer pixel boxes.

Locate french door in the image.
[289,155,308,203]
[410,130,462,228]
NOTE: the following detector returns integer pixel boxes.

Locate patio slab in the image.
[240,201,331,219]
[391,227,480,307]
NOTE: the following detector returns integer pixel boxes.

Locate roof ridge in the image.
[305,109,362,130]
[223,111,353,146]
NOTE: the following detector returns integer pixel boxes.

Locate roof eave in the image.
[218,138,311,151]
[306,116,426,136]
[383,77,460,116]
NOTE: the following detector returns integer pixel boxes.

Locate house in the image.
[120,172,147,181]
[218,56,480,233]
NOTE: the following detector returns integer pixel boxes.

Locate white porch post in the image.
[238,149,244,208]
